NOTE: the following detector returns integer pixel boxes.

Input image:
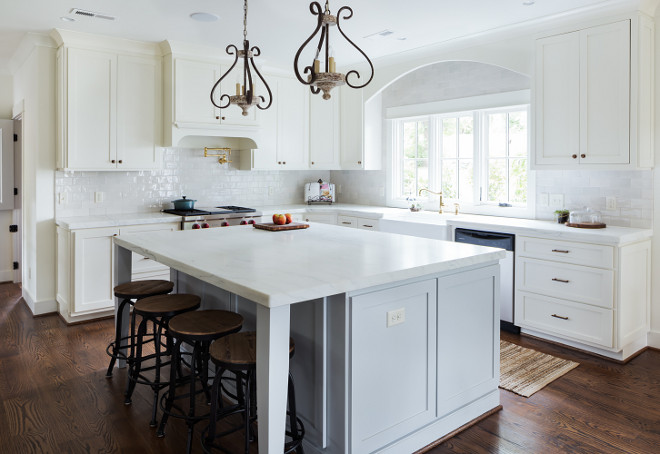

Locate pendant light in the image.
[293,0,374,100]
[210,0,272,116]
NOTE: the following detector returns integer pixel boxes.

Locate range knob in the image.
[201,222,210,229]
[221,221,229,227]
[240,220,248,225]
[248,219,256,225]
[192,223,201,229]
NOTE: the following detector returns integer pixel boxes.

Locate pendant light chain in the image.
[243,0,248,40]
[324,0,330,13]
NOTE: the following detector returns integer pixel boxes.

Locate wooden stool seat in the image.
[133,293,201,318]
[114,279,174,299]
[209,331,294,370]
[106,279,174,378]
[168,310,244,342]
[157,310,244,453]
[204,331,304,454]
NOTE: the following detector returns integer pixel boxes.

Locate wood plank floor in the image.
[1,281,659,453]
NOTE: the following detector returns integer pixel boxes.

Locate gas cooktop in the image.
[163,206,257,217]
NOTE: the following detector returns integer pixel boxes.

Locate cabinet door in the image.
[437,265,499,417]
[67,48,117,170]
[340,86,364,169]
[309,92,340,169]
[580,20,630,164]
[276,77,309,169]
[350,279,437,454]
[245,78,279,170]
[534,31,580,166]
[73,227,119,314]
[174,59,220,125]
[117,55,162,169]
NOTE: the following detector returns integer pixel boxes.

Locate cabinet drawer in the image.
[517,236,614,268]
[357,218,379,231]
[516,291,613,348]
[337,215,357,228]
[517,257,613,309]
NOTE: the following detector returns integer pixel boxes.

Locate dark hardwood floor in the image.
[1,281,659,453]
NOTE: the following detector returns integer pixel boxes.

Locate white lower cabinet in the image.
[303,213,337,224]
[337,215,379,230]
[56,222,179,323]
[515,235,650,359]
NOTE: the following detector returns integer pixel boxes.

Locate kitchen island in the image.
[113,223,506,453]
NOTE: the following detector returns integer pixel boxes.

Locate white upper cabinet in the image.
[340,86,365,169]
[55,31,163,171]
[534,17,654,169]
[172,58,259,128]
[276,77,309,169]
[309,91,340,170]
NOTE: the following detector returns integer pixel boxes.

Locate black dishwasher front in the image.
[454,228,518,333]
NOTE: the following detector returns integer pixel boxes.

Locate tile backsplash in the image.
[535,169,653,228]
[55,148,329,217]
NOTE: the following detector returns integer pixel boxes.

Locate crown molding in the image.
[8,32,56,74]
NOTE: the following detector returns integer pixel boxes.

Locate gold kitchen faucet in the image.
[418,188,445,214]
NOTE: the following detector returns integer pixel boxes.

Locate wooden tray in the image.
[565,222,607,229]
[253,222,310,231]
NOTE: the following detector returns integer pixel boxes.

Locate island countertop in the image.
[113,222,505,308]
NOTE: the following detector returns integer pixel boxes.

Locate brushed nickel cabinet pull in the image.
[552,278,570,283]
[552,249,570,253]
[551,314,569,320]
[341,221,351,225]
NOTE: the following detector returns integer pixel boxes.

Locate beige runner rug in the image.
[500,340,579,397]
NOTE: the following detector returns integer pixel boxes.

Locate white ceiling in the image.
[0,0,624,70]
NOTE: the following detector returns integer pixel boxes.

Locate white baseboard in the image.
[22,288,58,315]
[648,331,660,349]
[0,269,13,283]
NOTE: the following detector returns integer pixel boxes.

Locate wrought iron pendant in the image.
[210,0,272,116]
[293,1,374,100]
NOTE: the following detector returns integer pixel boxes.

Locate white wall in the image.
[11,38,57,314]
[0,73,13,282]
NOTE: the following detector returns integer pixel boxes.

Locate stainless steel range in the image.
[163,206,262,230]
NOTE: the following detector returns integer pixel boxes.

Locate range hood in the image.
[171,128,259,150]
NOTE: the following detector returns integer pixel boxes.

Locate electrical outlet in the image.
[538,193,549,207]
[386,308,405,327]
[94,192,104,203]
[268,186,274,196]
[58,192,66,205]
[549,194,564,209]
[606,196,617,210]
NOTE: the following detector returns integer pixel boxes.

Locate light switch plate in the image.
[606,196,617,210]
[538,193,549,206]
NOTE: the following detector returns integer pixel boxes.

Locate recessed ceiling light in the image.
[522,0,535,5]
[60,16,76,22]
[190,12,219,22]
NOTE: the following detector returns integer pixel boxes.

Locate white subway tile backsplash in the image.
[55,148,330,217]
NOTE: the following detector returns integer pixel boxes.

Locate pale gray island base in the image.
[113,224,505,453]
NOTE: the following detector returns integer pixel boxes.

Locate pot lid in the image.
[172,196,196,202]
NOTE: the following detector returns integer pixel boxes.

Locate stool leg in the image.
[199,341,212,405]
[244,371,253,454]
[184,342,201,454]
[288,373,304,454]
[125,317,147,405]
[157,337,181,438]
[204,366,223,447]
[150,319,165,427]
[125,308,139,397]
[106,297,130,378]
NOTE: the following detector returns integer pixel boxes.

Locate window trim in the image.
[386,97,535,219]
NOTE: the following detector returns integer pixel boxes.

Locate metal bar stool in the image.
[157,310,244,454]
[106,280,174,378]
[124,293,201,427]
[202,331,305,454]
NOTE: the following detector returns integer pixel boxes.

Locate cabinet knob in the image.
[311,161,315,165]
[357,160,362,165]
[118,160,123,164]
[571,154,577,159]
[283,161,286,165]
[216,116,220,120]
[278,161,282,165]
[111,159,116,164]
[580,154,586,159]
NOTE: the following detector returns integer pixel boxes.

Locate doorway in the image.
[13,118,21,283]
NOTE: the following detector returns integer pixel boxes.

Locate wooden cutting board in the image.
[253,222,310,231]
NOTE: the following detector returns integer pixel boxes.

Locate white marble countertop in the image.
[58,203,652,246]
[56,212,181,229]
[113,222,505,308]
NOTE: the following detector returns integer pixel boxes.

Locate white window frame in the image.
[386,91,534,218]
